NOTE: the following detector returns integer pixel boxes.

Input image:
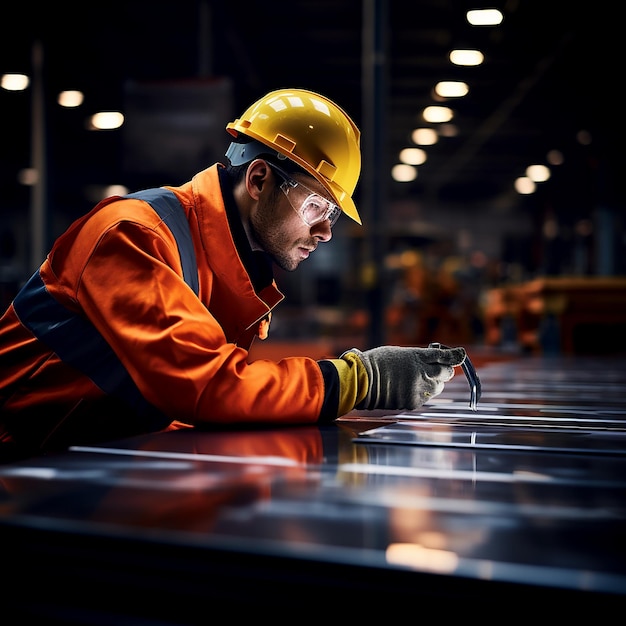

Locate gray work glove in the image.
[346,345,467,411]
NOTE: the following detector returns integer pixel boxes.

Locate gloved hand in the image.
[344,345,466,411]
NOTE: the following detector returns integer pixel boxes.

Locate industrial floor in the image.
[1,351,625,621]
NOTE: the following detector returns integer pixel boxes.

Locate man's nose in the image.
[311,220,332,242]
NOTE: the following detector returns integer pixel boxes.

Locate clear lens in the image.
[300,194,341,226]
[271,163,340,227]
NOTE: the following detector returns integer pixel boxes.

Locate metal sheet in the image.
[1,354,626,614]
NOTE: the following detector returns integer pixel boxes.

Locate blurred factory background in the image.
[1,0,625,356]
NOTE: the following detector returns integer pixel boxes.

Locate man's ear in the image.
[245,159,272,201]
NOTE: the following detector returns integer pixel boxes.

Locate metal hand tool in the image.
[429,342,482,411]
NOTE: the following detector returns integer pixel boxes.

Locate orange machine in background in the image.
[483,276,626,355]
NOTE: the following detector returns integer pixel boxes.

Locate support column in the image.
[361,0,389,347]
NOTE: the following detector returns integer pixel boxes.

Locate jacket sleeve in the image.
[66,218,329,426]
[318,354,369,419]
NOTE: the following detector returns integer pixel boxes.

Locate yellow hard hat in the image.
[226,88,362,225]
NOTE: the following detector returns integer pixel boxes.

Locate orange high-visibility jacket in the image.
[0,164,339,456]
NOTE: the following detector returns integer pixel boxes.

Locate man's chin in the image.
[272,256,299,272]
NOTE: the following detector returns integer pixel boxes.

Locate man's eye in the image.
[304,196,326,212]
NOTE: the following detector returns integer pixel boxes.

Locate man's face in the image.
[250,170,334,272]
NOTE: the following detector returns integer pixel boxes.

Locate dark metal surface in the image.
[1,355,626,619]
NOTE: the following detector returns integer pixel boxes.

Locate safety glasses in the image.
[268,162,342,227]
[429,342,482,411]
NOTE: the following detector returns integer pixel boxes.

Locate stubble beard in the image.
[250,191,303,272]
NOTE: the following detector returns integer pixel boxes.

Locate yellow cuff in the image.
[327,351,369,417]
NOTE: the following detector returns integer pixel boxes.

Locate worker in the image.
[0,88,466,462]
